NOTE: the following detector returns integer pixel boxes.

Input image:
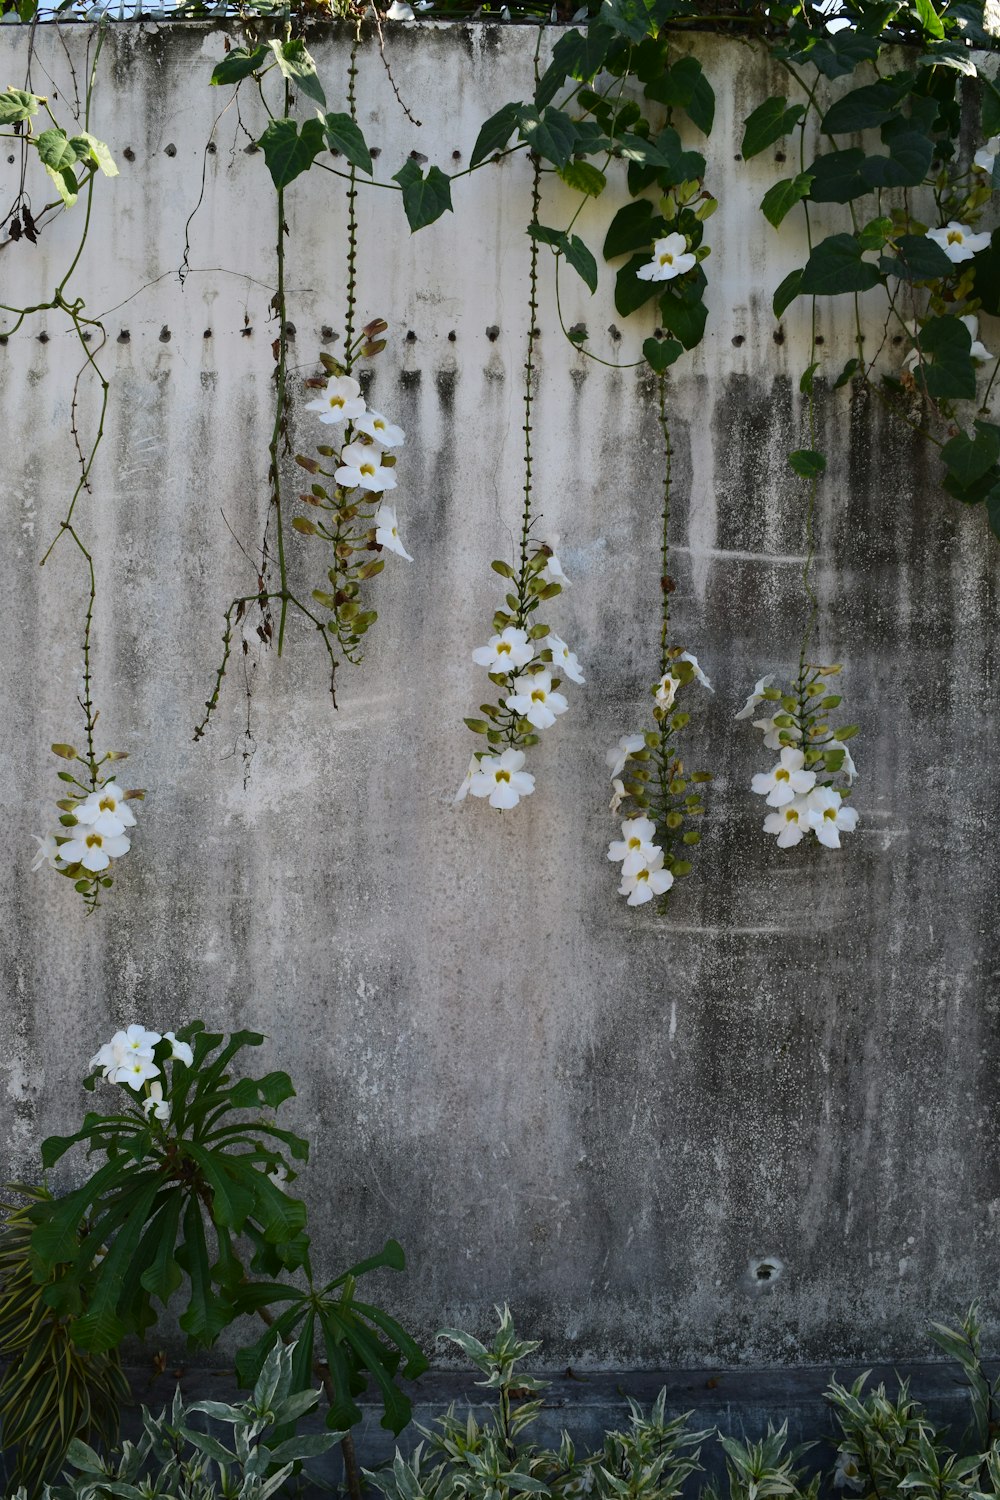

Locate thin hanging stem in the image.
[656,373,672,679]
[344,25,361,366]
[519,155,542,588]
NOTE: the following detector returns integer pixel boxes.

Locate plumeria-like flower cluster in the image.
[294,322,411,667]
[458,543,584,810]
[606,649,714,908]
[738,664,859,851]
[32,742,143,911]
[89,1024,194,1125]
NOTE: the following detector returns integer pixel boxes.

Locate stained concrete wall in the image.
[0,20,998,1391]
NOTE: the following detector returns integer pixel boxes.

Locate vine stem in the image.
[270,73,291,657]
[656,373,672,679]
[345,25,360,363]
[520,155,541,589]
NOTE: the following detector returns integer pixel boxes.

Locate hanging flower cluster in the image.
[89,1024,194,1124]
[606,650,714,908]
[293,320,411,669]
[32,743,143,912]
[738,665,859,851]
[457,545,584,810]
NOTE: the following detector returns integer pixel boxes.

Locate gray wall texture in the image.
[1,20,998,1391]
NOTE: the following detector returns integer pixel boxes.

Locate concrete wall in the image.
[1,19,998,1385]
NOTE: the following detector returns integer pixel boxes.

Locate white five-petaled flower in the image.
[926,221,991,263]
[609,778,626,814]
[607,733,646,780]
[374,503,412,560]
[119,1053,160,1090]
[472,627,534,673]
[454,755,480,804]
[618,849,674,906]
[636,232,697,283]
[974,136,1000,173]
[142,1081,170,1123]
[506,670,569,730]
[763,797,811,849]
[304,375,366,424]
[545,633,585,685]
[335,440,397,493]
[31,832,63,872]
[834,1453,866,1493]
[751,746,816,807]
[679,651,714,692]
[469,748,535,810]
[754,715,801,751]
[735,673,775,720]
[73,781,137,838]
[654,673,678,709]
[165,1031,194,1067]
[386,0,415,16]
[541,551,571,587]
[90,1024,161,1081]
[355,410,405,448]
[59,825,131,872]
[807,786,859,849]
[607,816,659,876]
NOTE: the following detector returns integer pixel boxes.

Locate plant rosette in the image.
[607,649,714,909]
[737,664,859,852]
[457,545,584,811]
[32,744,144,911]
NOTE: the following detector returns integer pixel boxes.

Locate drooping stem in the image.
[519,154,542,592]
[269,81,291,657]
[798,295,821,683]
[344,26,361,364]
[656,372,672,679]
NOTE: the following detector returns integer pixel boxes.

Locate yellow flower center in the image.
[785,808,799,824]
[99,795,116,812]
[948,229,964,244]
[824,807,837,821]
[636,869,650,883]
[329,395,345,409]
[360,461,376,478]
[531,688,546,703]
[659,252,675,266]
[628,837,641,850]
[497,642,511,655]
[775,768,790,782]
[496,770,510,784]
[86,832,103,848]
[374,418,386,432]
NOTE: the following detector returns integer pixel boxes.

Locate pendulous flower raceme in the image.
[739,663,859,852]
[32,743,144,912]
[606,649,714,909]
[458,544,584,811]
[293,321,411,672]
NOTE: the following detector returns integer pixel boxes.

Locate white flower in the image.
[73,781,137,838]
[654,674,677,709]
[679,651,713,692]
[472,627,534,673]
[335,440,397,493]
[735,673,775,720]
[355,410,405,447]
[91,1024,160,1079]
[304,375,366,424]
[609,778,626,813]
[58,825,131,872]
[834,1453,866,1492]
[763,796,811,849]
[807,786,859,849]
[636,232,696,282]
[754,715,801,751]
[827,739,857,784]
[546,633,585,685]
[926,221,991,263]
[506,670,568,730]
[974,137,1000,173]
[469,749,535,809]
[116,1053,160,1090]
[31,832,63,872]
[961,314,994,363]
[541,550,570,587]
[607,733,646,780]
[122,1024,161,1055]
[751,746,816,807]
[165,1031,193,1067]
[90,1038,126,1078]
[618,849,674,905]
[607,816,659,876]
[374,503,412,560]
[142,1081,170,1123]
[386,1,415,15]
[454,755,480,804]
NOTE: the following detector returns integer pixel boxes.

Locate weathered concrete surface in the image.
[0,22,999,1384]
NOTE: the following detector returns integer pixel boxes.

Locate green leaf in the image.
[880,232,954,281]
[139,1192,185,1303]
[942,421,1000,487]
[833,357,859,389]
[184,1143,256,1231]
[76,131,118,177]
[563,234,598,293]
[557,160,606,197]
[392,160,453,232]
[821,80,908,134]
[983,78,1000,141]
[800,233,882,296]
[800,360,819,394]
[614,253,661,316]
[773,267,803,318]
[643,336,682,372]
[788,448,826,478]
[211,44,268,86]
[517,105,577,169]
[741,96,805,160]
[603,198,656,259]
[917,314,975,399]
[857,216,893,251]
[913,0,945,39]
[322,112,372,175]
[35,127,81,173]
[177,1197,229,1346]
[658,286,707,350]
[470,101,521,169]
[644,55,715,136]
[807,148,869,204]
[0,86,39,124]
[861,119,934,190]
[268,38,325,108]
[258,117,325,190]
[986,483,1000,539]
[760,173,812,228]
